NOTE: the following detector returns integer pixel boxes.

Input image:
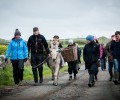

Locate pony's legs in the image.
[53,64,60,85]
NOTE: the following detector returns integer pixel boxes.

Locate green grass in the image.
[0,65,13,86]
[0,63,68,89]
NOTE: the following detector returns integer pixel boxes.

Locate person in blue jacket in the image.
[5,29,28,85]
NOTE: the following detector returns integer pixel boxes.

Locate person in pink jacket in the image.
[94,36,100,81]
[100,44,106,71]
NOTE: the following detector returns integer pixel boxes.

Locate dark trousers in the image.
[31,53,43,83]
[108,62,114,78]
[88,63,97,83]
[68,61,78,76]
[11,60,24,84]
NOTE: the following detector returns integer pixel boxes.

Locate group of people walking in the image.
[83,31,120,87]
[105,32,120,84]
[4,28,120,87]
[5,27,50,85]
[5,27,81,86]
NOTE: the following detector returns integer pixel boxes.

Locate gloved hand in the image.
[48,53,51,57]
[5,58,8,62]
[24,58,28,62]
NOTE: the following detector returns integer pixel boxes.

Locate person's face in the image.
[15,35,21,39]
[101,44,104,47]
[86,40,90,44]
[111,36,116,41]
[115,34,120,41]
[34,30,39,35]
[53,38,59,42]
[94,40,96,43]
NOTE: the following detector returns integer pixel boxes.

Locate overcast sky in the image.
[0,0,120,40]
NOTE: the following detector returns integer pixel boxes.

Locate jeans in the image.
[114,59,119,73]
[101,58,106,70]
[95,66,99,76]
[108,62,114,77]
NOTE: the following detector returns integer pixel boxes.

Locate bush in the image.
[0,45,7,55]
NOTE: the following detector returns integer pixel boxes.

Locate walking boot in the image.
[88,75,92,87]
[88,74,95,87]
[40,77,43,83]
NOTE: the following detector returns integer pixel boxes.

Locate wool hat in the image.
[68,39,74,45]
[86,35,94,42]
[14,29,21,36]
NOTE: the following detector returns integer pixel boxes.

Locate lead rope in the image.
[32,56,49,69]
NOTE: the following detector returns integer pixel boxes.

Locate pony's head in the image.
[50,40,60,62]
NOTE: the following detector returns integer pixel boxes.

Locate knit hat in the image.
[86,35,94,42]
[14,29,21,36]
[68,39,74,45]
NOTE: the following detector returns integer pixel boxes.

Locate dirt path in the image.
[0,65,120,100]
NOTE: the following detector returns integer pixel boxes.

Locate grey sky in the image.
[0,0,120,40]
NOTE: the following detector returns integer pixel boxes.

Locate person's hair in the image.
[115,31,120,35]
[95,39,99,44]
[53,35,59,39]
[33,27,39,32]
[111,35,115,38]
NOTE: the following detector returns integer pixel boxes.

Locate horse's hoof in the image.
[52,78,54,81]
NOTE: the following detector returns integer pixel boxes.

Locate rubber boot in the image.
[88,74,95,87]
[114,72,119,85]
[88,74,92,87]
[74,73,77,80]
[91,74,95,86]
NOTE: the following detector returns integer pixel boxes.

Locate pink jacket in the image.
[100,45,103,59]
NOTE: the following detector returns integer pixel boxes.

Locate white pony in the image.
[47,40,62,86]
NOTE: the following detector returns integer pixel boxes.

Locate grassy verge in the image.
[0,56,83,89]
[0,63,68,89]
